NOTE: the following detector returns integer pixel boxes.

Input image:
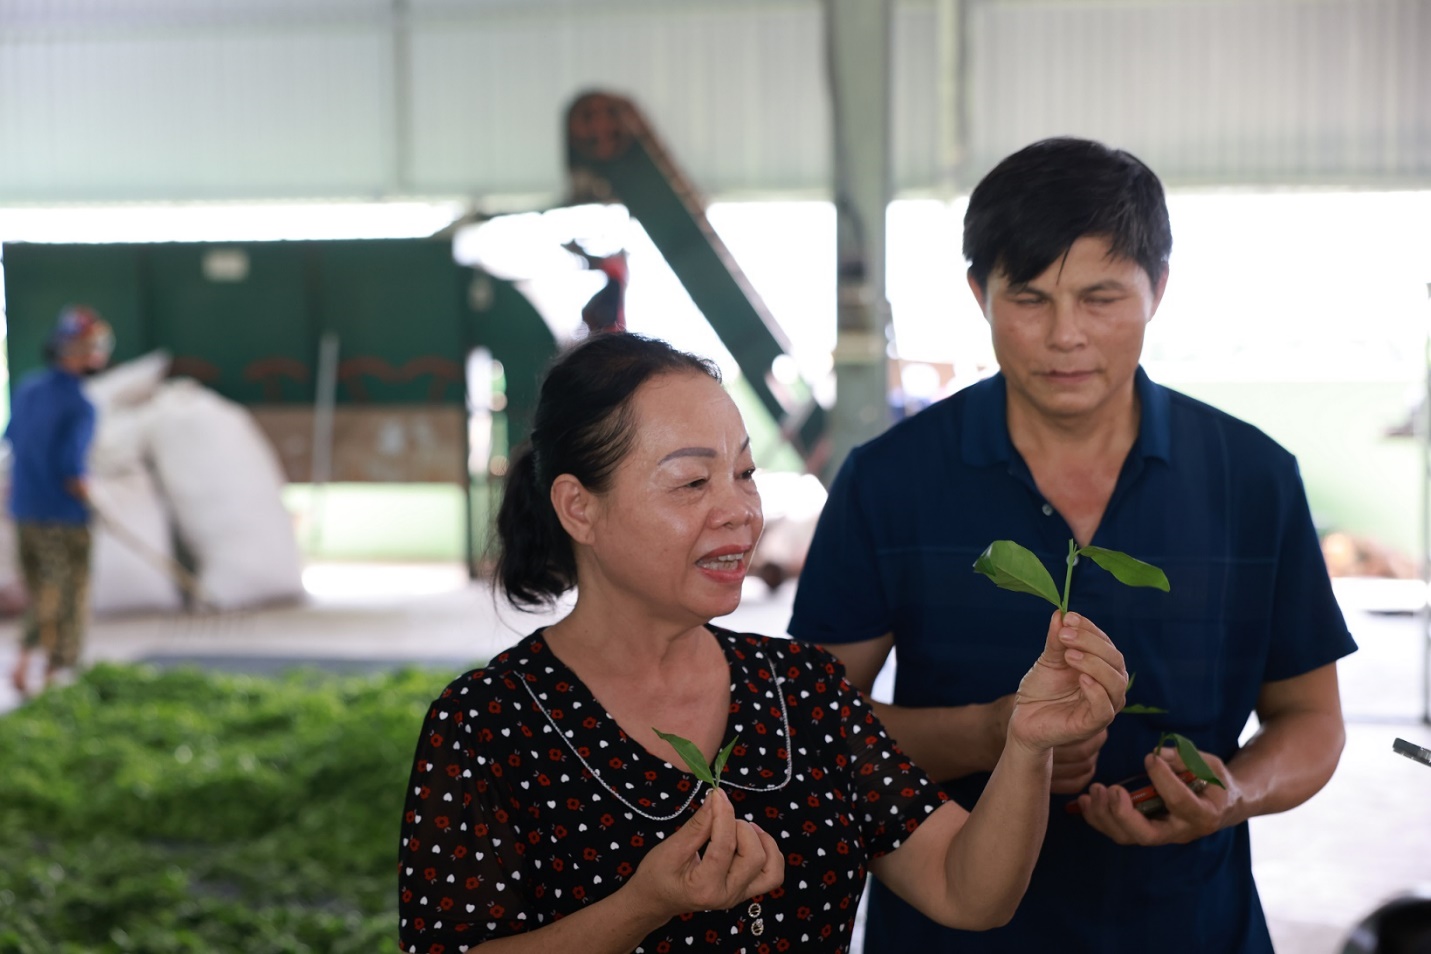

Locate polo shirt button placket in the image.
[1041,503,1054,516]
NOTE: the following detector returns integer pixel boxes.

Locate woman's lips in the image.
[695,546,750,581]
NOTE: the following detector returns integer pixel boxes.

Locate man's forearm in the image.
[870,697,1011,782]
[1224,708,1345,826]
[1222,664,1347,826]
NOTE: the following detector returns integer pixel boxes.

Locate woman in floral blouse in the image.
[398,333,1127,953]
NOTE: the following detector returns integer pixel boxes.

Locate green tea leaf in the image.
[1122,703,1168,715]
[973,540,1061,609]
[1077,546,1170,592]
[652,728,717,786]
[0,662,452,950]
[712,735,740,783]
[1169,732,1226,789]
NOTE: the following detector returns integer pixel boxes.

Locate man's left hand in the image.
[1074,745,1243,845]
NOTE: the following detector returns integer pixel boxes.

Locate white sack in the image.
[89,400,159,477]
[84,350,171,409]
[147,379,304,610]
[86,352,170,476]
[88,469,183,615]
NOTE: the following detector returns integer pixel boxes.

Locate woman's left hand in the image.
[1007,611,1127,753]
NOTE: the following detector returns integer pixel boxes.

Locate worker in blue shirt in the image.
[789,138,1356,953]
[7,304,113,698]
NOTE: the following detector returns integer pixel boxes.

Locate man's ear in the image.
[550,474,599,545]
[967,268,989,317]
[1149,264,1170,317]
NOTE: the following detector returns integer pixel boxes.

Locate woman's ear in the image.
[550,474,599,545]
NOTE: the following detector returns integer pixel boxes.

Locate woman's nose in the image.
[715,486,760,528]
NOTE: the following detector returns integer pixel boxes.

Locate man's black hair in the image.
[963,137,1172,291]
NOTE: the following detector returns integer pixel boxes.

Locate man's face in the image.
[969,234,1167,428]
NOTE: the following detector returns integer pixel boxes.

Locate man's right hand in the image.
[990,693,1106,794]
[1050,729,1106,794]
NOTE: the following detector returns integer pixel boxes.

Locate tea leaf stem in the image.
[1061,538,1076,616]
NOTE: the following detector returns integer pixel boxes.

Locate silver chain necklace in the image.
[518,639,795,822]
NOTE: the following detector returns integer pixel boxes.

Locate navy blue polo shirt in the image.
[6,367,96,525]
[789,367,1356,954]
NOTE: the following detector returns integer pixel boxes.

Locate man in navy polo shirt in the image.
[789,138,1356,952]
[7,305,113,697]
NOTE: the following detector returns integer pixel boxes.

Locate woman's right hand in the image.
[627,787,784,922]
[1006,611,1127,755]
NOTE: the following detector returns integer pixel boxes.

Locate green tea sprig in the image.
[653,728,739,790]
[973,538,1223,791]
[974,538,1169,614]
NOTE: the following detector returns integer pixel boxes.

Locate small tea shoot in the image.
[653,728,739,790]
[973,537,1225,792]
[1155,731,1225,789]
[1121,674,1168,715]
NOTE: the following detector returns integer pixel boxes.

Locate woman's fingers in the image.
[1065,611,1115,646]
[727,818,768,892]
[752,824,784,894]
[1038,610,1067,664]
[1064,650,1129,706]
[1059,615,1125,671]
[699,788,737,874]
[1059,616,1127,702]
[635,789,786,918]
[682,788,718,841]
[729,820,784,898]
[673,789,718,856]
[683,792,785,908]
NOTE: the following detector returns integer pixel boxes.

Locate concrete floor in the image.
[1,567,1428,953]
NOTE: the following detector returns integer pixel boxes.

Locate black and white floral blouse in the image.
[398,625,949,953]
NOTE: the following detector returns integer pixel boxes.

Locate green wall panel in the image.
[4,239,560,412]
[3,244,147,385]
[147,243,315,403]
[315,241,466,405]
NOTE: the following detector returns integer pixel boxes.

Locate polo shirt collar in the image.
[960,365,1171,467]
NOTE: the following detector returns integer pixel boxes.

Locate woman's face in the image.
[581,370,764,626]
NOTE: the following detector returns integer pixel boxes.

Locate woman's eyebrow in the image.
[658,436,750,465]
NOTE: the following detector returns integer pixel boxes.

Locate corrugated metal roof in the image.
[962,0,1431,188]
[0,0,1425,204]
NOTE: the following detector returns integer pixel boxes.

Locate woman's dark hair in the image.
[495,333,720,608]
[963,137,1172,292]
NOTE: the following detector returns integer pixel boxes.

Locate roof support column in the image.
[822,0,894,481]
